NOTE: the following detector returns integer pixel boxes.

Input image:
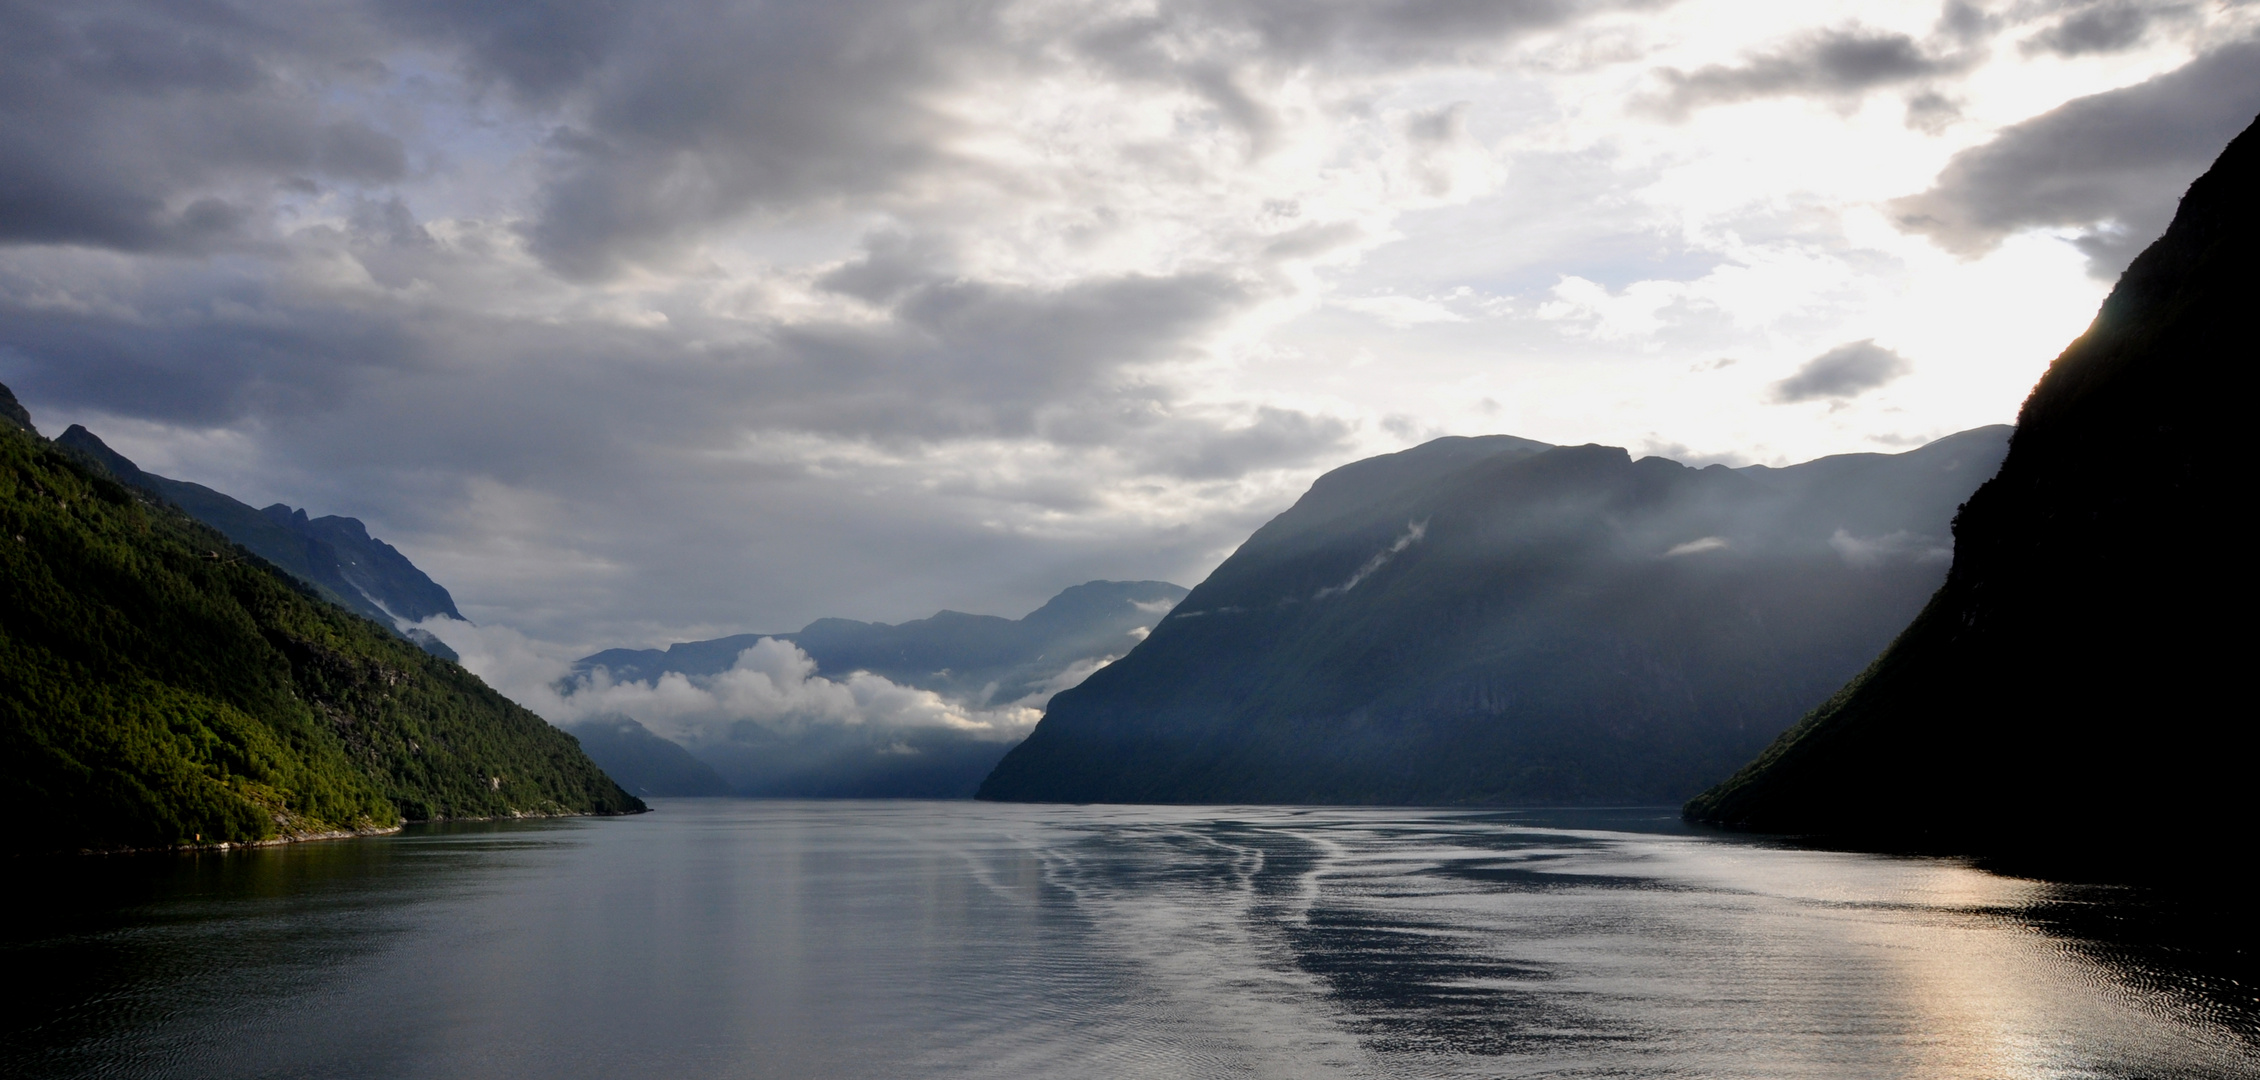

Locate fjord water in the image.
[6,802,2254,1079]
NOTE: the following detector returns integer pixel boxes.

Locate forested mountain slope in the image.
[0,401,641,854]
[56,425,463,656]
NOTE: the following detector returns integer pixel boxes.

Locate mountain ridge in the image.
[980,425,2009,806]
[577,578,1188,707]
[565,579,1189,797]
[0,397,644,854]
[53,425,464,658]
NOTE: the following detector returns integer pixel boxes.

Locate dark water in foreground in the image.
[6,801,2256,1079]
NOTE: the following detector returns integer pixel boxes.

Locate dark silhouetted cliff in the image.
[1686,115,2258,878]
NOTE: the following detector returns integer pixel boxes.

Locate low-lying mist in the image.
[417,620,1065,797]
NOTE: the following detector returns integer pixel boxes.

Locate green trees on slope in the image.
[1,420,641,854]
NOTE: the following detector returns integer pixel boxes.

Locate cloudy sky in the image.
[6,0,2256,654]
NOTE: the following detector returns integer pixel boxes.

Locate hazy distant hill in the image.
[1685,116,2258,878]
[565,716,731,798]
[578,579,1187,705]
[0,393,642,854]
[55,425,464,658]
[979,426,2009,806]
[570,580,1187,797]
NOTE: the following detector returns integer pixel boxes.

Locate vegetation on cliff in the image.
[0,410,642,855]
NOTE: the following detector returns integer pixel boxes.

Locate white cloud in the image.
[1336,294,1469,327]
[418,618,1040,746]
[1828,528,1951,568]
[1316,519,1428,598]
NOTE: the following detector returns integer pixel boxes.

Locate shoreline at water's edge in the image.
[44,805,654,857]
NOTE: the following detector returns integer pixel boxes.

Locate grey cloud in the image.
[816,231,957,305]
[1647,28,1971,117]
[1770,340,1911,403]
[1069,0,1606,73]
[373,0,635,104]
[2023,1,2196,57]
[1905,90,1961,133]
[2,254,1244,450]
[1935,1,1999,45]
[315,121,409,181]
[1064,0,1653,151]
[1153,0,1643,67]
[369,0,1035,279]
[777,271,1249,442]
[1890,40,2260,276]
[1125,407,1358,481]
[0,250,1297,642]
[0,0,406,252]
[4,0,1654,275]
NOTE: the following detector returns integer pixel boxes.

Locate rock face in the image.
[979,426,2009,806]
[0,401,643,854]
[1685,115,2258,876]
[55,425,464,656]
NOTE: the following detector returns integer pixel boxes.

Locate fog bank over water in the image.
[7,803,2254,1078]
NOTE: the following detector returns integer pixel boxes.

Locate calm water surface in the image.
[5,800,2255,1079]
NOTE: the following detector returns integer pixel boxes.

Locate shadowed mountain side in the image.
[980,426,2008,806]
[1685,115,2259,879]
[0,407,642,854]
[695,723,1026,799]
[55,426,464,658]
[565,717,731,798]
[576,579,1189,705]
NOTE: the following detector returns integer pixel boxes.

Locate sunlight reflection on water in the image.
[4,801,2253,1079]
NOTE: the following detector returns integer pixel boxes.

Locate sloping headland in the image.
[0,396,642,855]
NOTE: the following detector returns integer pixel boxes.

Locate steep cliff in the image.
[1685,115,2258,876]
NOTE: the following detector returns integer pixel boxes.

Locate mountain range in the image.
[979,426,2009,806]
[1684,113,2258,879]
[55,426,464,659]
[567,579,1188,797]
